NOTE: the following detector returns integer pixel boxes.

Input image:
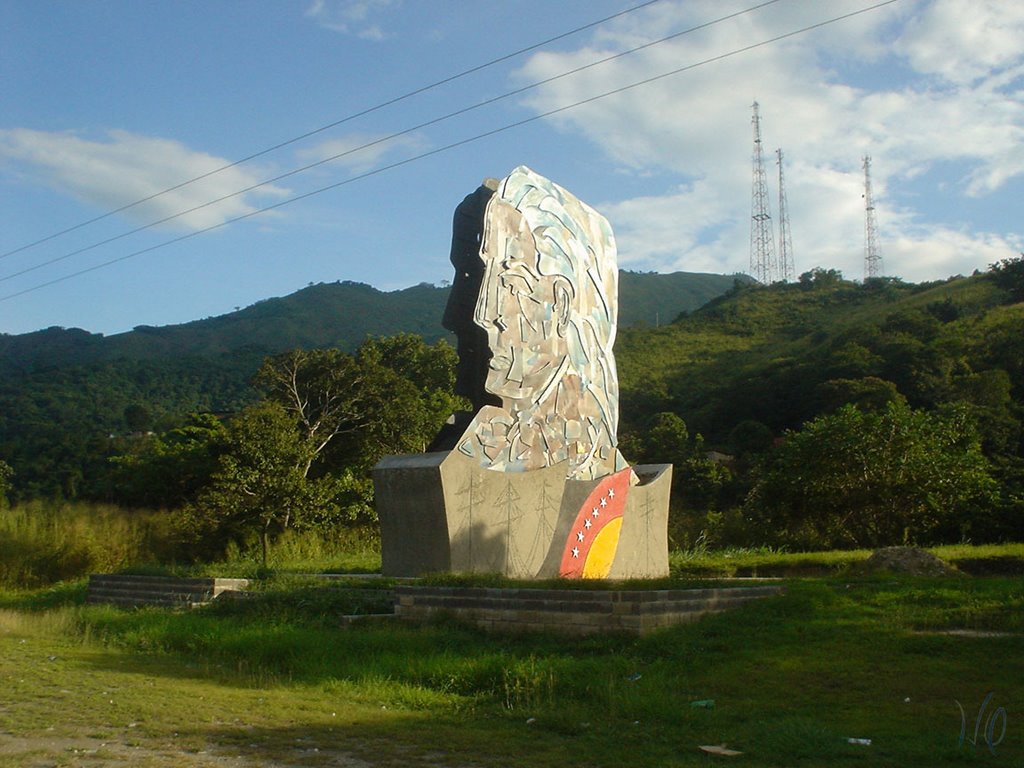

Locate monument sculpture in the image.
[374,166,671,579]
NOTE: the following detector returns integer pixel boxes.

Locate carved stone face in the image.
[473,196,569,408]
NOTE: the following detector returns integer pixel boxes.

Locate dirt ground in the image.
[0,719,382,768]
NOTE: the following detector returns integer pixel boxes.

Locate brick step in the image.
[87,574,250,608]
[87,593,203,607]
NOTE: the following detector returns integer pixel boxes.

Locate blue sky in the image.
[1,0,1021,336]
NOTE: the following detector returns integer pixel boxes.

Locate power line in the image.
[1,0,786,284]
[0,0,668,262]
[0,0,901,304]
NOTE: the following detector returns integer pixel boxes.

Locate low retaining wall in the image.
[394,584,785,636]
[87,574,250,608]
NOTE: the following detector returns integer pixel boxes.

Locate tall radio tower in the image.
[776,148,795,282]
[863,155,883,279]
[749,101,776,284]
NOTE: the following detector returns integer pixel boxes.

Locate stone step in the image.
[87,574,250,608]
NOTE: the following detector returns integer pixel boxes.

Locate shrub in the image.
[745,402,999,549]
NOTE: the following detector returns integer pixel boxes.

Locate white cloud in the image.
[509,0,1022,283]
[304,0,399,39]
[600,179,736,271]
[0,128,289,231]
[884,227,1022,282]
[295,131,426,175]
[895,0,1024,84]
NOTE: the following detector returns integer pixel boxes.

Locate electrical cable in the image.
[0,0,785,284]
[0,0,667,261]
[0,0,901,304]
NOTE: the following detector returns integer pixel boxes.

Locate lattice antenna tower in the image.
[863,154,883,279]
[749,101,777,284]
[776,148,795,282]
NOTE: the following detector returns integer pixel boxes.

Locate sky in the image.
[1,0,1021,337]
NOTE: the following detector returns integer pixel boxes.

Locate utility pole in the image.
[749,101,776,284]
[776,148,795,282]
[863,155,883,279]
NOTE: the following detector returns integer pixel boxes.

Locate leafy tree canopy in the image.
[990,254,1024,302]
[190,401,344,564]
[746,401,998,549]
[108,413,228,508]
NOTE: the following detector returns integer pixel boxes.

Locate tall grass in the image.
[0,500,384,588]
[0,501,175,588]
[219,526,382,576]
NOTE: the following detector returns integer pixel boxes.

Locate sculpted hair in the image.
[491,166,621,463]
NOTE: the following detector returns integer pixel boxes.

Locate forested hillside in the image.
[617,262,1024,547]
[0,270,740,499]
[617,266,1023,440]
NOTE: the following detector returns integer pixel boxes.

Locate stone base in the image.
[373,451,671,579]
[394,584,785,635]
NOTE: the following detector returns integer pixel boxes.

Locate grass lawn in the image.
[1,564,1022,766]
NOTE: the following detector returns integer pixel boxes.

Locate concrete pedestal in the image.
[373,451,671,579]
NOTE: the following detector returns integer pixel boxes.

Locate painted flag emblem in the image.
[559,469,631,578]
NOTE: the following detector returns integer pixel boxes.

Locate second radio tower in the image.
[863,155,883,279]
[777,148,795,282]
[749,101,777,284]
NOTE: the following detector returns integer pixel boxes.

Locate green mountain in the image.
[0,271,743,370]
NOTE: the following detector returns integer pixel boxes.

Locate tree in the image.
[631,412,731,511]
[358,333,459,394]
[255,340,463,477]
[348,336,465,464]
[0,459,12,509]
[108,413,228,508]
[746,401,998,548]
[728,420,774,458]
[798,267,843,290]
[990,255,1024,302]
[189,338,464,561]
[193,402,343,564]
[123,403,152,433]
[817,377,905,414]
[255,348,371,475]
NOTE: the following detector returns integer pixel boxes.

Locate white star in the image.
[584,519,592,529]
[608,488,615,499]
[572,547,580,558]
[577,530,585,542]
[600,497,608,508]
[592,508,600,518]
